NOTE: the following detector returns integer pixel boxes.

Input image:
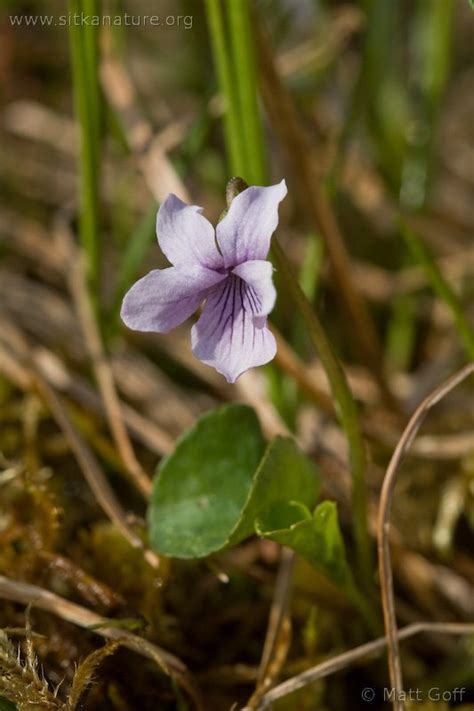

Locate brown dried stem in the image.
[34,375,160,569]
[0,332,159,569]
[256,19,397,410]
[271,325,334,415]
[260,620,474,708]
[245,548,295,709]
[56,220,152,499]
[99,31,190,204]
[377,362,474,711]
[0,574,202,707]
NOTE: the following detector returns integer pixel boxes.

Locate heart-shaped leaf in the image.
[148,404,319,558]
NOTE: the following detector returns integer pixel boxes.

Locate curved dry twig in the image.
[377,362,474,711]
[259,620,474,708]
[0,574,203,709]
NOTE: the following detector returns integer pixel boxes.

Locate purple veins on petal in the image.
[191,274,277,384]
[231,260,276,317]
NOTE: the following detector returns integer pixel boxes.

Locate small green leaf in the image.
[256,500,378,631]
[87,617,146,633]
[256,500,353,591]
[148,405,319,558]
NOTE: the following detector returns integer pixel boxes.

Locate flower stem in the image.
[271,238,372,586]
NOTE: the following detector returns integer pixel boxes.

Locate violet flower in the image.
[121,180,287,383]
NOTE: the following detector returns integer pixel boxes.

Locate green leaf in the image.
[0,698,17,711]
[256,500,353,590]
[148,405,319,558]
[228,436,319,546]
[256,500,379,631]
[148,404,264,557]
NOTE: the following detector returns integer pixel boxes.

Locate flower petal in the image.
[191,275,277,383]
[156,194,224,270]
[216,180,287,267]
[231,260,276,317]
[121,266,226,334]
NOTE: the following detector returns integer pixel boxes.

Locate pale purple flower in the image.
[121,180,287,383]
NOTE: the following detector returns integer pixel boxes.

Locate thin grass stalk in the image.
[82,0,101,149]
[261,620,474,708]
[385,250,417,372]
[68,0,101,296]
[401,221,474,359]
[227,0,267,184]
[109,200,158,331]
[377,363,474,711]
[205,0,246,177]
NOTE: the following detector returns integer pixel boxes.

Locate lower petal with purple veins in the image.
[121,265,226,334]
[231,260,276,317]
[191,275,277,383]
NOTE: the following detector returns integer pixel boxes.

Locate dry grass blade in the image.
[271,326,334,415]
[33,346,174,456]
[0,575,200,700]
[259,620,474,708]
[56,219,152,499]
[0,326,159,570]
[255,19,396,410]
[34,374,160,570]
[0,313,174,457]
[244,548,295,709]
[377,362,474,711]
[100,31,190,204]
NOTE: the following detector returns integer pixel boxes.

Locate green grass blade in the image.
[401,222,474,360]
[110,200,158,328]
[227,0,267,184]
[385,251,417,372]
[205,0,246,177]
[386,291,417,372]
[68,0,101,295]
